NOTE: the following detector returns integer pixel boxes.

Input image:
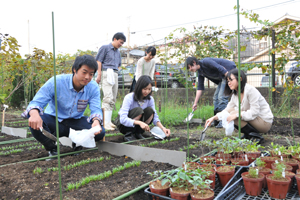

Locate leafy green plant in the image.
[33,167,44,174]
[248,168,259,178]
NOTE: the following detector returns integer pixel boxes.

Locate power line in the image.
[131,0,298,34]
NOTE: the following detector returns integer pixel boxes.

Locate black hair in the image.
[145,46,156,56]
[133,75,153,101]
[112,32,126,42]
[72,55,98,75]
[185,56,200,70]
[224,68,247,96]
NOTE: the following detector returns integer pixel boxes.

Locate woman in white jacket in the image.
[205,68,273,143]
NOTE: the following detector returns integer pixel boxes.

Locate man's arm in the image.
[193,90,203,110]
[96,61,102,84]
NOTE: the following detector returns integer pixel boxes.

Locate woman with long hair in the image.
[117,75,170,141]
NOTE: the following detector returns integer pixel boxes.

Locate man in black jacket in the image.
[185,56,236,128]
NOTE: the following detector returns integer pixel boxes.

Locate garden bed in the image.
[1,112,300,199]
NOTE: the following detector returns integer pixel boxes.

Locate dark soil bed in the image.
[1,113,300,199]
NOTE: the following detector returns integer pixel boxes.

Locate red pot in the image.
[183,162,201,171]
[170,187,190,200]
[271,163,293,172]
[292,154,300,162]
[199,156,215,164]
[241,172,265,196]
[230,158,249,166]
[283,158,299,173]
[150,186,169,200]
[190,189,214,200]
[216,166,235,187]
[266,174,291,199]
[215,153,231,159]
[204,170,216,189]
[260,157,277,169]
[295,174,300,195]
[246,151,261,158]
[199,164,217,172]
[255,167,271,188]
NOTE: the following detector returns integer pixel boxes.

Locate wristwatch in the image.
[92,117,102,126]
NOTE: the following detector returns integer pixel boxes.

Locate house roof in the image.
[273,13,300,25]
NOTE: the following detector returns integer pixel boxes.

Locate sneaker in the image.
[215,121,223,128]
[135,132,145,139]
[46,149,58,161]
[124,132,137,142]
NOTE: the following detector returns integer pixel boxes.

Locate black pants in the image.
[116,107,154,134]
[129,76,136,93]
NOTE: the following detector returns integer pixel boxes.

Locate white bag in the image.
[69,126,101,148]
[221,111,234,136]
[107,68,115,85]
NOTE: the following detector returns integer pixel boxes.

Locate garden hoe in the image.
[199,125,208,141]
[39,127,58,142]
[184,108,195,123]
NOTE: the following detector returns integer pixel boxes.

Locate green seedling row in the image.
[48,156,111,172]
[139,137,180,147]
[105,133,123,137]
[0,149,24,155]
[65,160,141,191]
[0,142,40,151]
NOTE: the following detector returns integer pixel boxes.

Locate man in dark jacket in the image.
[185,56,236,128]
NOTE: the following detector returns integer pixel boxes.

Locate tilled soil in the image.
[1,113,300,199]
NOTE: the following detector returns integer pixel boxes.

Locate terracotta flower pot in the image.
[190,189,214,200]
[271,163,293,172]
[170,187,190,200]
[273,170,295,192]
[204,170,216,189]
[183,162,201,171]
[215,158,230,165]
[260,156,278,169]
[199,164,217,172]
[215,153,231,159]
[216,166,235,187]
[266,174,291,199]
[282,158,299,173]
[199,156,215,164]
[253,167,271,188]
[230,158,249,166]
[246,151,261,158]
[149,180,170,200]
[241,172,265,196]
[292,154,300,162]
[295,174,300,195]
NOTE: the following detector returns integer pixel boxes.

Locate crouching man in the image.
[21,55,105,156]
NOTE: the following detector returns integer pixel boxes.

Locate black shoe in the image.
[215,121,223,128]
[135,132,145,139]
[249,132,264,144]
[241,123,259,140]
[72,142,83,156]
[124,132,137,142]
[41,139,57,151]
[46,149,58,161]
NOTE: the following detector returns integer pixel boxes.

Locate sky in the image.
[1,0,300,57]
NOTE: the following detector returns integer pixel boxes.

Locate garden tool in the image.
[184,108,195,123]
[2,104,9,126]
[199,125,208,141]
[39,127,57,142]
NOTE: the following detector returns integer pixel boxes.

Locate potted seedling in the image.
[266,163,292,199]
[271,161,293,172]
[189,171,214,200]
[161,167,193,200]
[216,164,235,187]
[280,157,299,173]
[241,167,265,196]
[253,158,271,188]
[147,170,170,199]
[183,161,201,171]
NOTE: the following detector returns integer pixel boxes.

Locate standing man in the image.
[185,56,236,128]
[95,32,126,130]
[21,55,105,156]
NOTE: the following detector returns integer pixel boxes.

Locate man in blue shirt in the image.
[22,55,105,156]
[95,32,126,131]
[185,56,236,128]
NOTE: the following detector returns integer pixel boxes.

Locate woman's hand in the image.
[227,114,237,123]
[205,116,217,127]
[162,127,171,137]
[139,122,150,132]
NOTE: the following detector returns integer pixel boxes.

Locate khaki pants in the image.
[227,108,272,133]
[101,71,118,111]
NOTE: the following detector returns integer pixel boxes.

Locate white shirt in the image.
[217,83,273,124]
[135,57,156,81]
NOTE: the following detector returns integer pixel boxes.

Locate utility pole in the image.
[28,20,30,55]
[127,16,131,66]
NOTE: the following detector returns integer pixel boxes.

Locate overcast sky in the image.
[1,0,300,57]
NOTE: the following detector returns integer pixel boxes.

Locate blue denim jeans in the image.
[30,113,105,147]
[213,79,229,112]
